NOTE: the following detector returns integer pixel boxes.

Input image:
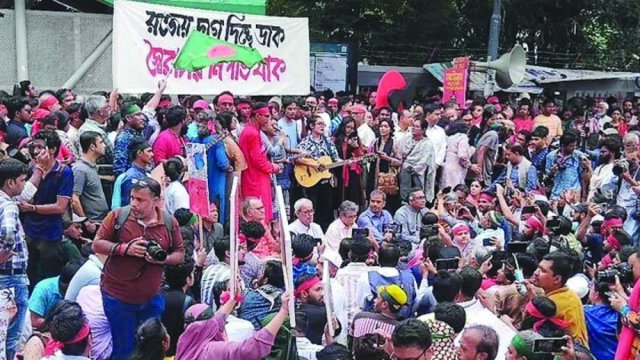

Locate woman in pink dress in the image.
[441,121,473,188]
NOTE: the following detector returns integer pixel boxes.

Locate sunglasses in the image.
[131,178,161,197]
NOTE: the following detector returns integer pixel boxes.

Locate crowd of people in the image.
[0,78,640,360]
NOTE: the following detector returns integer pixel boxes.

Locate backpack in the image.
[364,270,416,319]
[114,205,174,245]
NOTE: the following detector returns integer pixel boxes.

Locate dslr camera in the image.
[597,263,634,285]
[420,224,439,240]
[613,159,630,176]
[146,240,168,262]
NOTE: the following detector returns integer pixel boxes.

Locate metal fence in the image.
[0,9,113,95]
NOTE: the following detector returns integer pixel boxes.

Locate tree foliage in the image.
[269,0,640,70]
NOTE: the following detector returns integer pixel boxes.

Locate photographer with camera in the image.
[605,134,640,244]
[93,177,184,360]
[608,246,640,359]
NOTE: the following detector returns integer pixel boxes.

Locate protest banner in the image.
[0,288,15,360]
[185,143,209,218]
[442,57,469,108]
[275,185,296,327]
[113,0,310,95]
[229,175,239,298]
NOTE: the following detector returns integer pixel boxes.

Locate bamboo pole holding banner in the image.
[229,175,239,298]
[322,260,335,337]
[274,184,296,327]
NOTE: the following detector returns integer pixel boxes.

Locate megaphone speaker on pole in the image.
[472,45,527,89]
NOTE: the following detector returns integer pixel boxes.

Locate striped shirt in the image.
[351,312,400,338]
[200,263,231,307]
[0,190,28,272]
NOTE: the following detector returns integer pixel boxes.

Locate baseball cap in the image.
[72,213,87,223]
[377,284,408,310]
[193,100,209,110]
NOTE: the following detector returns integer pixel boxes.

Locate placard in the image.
[185,143,209,217]
[310,43,349,93]
[113,0,310,95]
[0,288,15,360]
[442,57,469,108]
[275,185,295,327]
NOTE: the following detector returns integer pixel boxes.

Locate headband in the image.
[252,106,270,116]
[237,103,251,110]
[40,96,59,110]
[158,99,172,108]
[217,94,234,105]
[601,218,623,235]
[220,290,245,306]
[452,223,470,236]
[187,214,198,227]
[479,193,494,203]
[511,334,535,359]
[294,276,321,297]
[124,104,142,116]
[606,234,622,251]
[44,322,91,356]
[525,301,570,332]
[525,216,544,234]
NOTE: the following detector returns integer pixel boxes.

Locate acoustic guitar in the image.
[294,153,376,188]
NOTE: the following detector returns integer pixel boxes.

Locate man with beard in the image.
[584,135,621,201]
[351,284,407,350]
[295,273,332,345]
[152,106,188,164]
[588,101,612,134]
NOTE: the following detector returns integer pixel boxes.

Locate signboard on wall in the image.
[310,43,349,93]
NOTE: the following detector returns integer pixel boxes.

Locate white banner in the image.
[113,0,310,95]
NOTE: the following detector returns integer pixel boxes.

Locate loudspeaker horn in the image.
[472,45,527,89]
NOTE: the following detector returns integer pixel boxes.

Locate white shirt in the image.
[329,280,349,345]
[318,112,332,137]
[324,219,357,252]
[164,180,190,215]
[394,127,411,145]
[357,123,376,148]
[296,337,323,360]
[426,124,447,167]
[335,263,379,326]
[454,308,515,360]
[289,219,325,243]
[226,315,255,342]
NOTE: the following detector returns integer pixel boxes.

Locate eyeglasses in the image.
[251,206,265,212]
[300,209,315,215]
[390,348,429,360]
[131,178,161,197]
